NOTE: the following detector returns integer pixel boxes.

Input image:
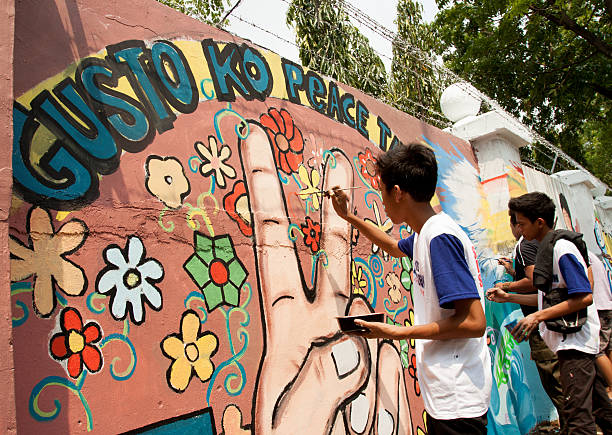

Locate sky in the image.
[225,0,439,73]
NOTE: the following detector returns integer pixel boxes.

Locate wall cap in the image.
[446,110,531,149]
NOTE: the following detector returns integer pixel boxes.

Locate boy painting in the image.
[330,143,491,435]
[487,192,612,434]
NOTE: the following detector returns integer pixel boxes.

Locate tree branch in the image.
[588,82,612,100]
[530,5,612,59]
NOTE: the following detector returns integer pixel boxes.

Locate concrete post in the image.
[552,170,599,251]
[440,83,532,253]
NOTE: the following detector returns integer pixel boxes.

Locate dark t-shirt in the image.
[515,237,539,315]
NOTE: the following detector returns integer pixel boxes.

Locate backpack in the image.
[534,230,590,334]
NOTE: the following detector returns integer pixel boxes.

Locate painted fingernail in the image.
[350,393,368,433]
[331,340,359,377]
[377,409,395,435]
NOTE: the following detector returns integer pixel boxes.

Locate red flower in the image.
[224,181,252,237]
[408,353,420,396]
[358,148,381,190]
[49,307,103,378]
[260,108,304,175]
[300,216,321,253]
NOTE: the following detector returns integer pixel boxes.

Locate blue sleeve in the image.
[430,234,480,309]
[398,234,415,259]
[559,253,591,295]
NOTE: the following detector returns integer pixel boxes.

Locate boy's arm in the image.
[354,298,485,340]
[513,251,593,340]
[495,265,537,294]
[512,293,592,341]
[486,287,538,306]
[329,187,406,258]
[352,233,488,340]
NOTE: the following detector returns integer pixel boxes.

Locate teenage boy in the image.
[330,143,491,435]
[489,212,565,428]
[487,192,612,434]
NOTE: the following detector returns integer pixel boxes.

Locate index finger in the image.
[238,121,301,306]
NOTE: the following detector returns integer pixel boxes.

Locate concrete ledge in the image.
[446,110,531,149]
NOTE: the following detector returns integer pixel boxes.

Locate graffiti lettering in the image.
[281,58,378,142]
[12,37,404,210]
[202,39,272,102]
[13,39,198,209]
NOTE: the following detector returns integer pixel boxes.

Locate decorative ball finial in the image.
[440,83,481,123]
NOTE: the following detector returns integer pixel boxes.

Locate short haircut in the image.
[375,143,437,202]
[508,192,556,228]
[509,211,517,226]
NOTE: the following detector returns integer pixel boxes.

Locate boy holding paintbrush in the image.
[329,143,491,435]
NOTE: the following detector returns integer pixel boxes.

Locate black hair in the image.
[508,192,555,228]
[558,193,574,230]
[375,143,437,202]
[509,211,517,226]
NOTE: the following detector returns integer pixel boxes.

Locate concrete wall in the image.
[6,0,603,433]
[0,0,17,433]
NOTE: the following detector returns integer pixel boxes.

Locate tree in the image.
[156,0,231,25]
[433,0,611,185]
[286,0,387,98]
[389,0,447,126]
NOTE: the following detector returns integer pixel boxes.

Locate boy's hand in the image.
[486,287,509,302]
[511,314,539,342]
[346,320,402,340]
[329,186,350,220]
[497,257,514,274]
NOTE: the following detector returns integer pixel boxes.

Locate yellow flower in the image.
[161,310,218,392]
[351,261,368,295]
[404,309,416,349]
[9,207,87,317]
[417,410,428,435]
[297,165,322,211]
[222,405,250,435]
[145,156,191,209]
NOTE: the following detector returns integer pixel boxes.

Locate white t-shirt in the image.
[538,239,600,354]
[589,251,612,311]
[398,212,491,419]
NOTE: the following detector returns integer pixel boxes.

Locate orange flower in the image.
[358,148,381,189]
[224,181,252,237]
[300,216,321,253]
[260,108,304,175]
[49,307,103,378]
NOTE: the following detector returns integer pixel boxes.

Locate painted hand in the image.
[239,122,412,435]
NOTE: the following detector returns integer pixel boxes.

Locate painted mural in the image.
[6,1,575,434]
[524,166,612,294]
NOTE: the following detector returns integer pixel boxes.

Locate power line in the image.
[336,0,608,188]
[222,0,608,190]
[228,12,451,126]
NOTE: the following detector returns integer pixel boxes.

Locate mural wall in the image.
[6,0,604,433]
[524,166,612,293]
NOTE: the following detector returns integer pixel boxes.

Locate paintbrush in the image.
[297,186,363,197]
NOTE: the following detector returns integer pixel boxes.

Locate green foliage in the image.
[156,0,230,25]
[286,0,387,98]
[389,0,447,126]
[433,0,611,183]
